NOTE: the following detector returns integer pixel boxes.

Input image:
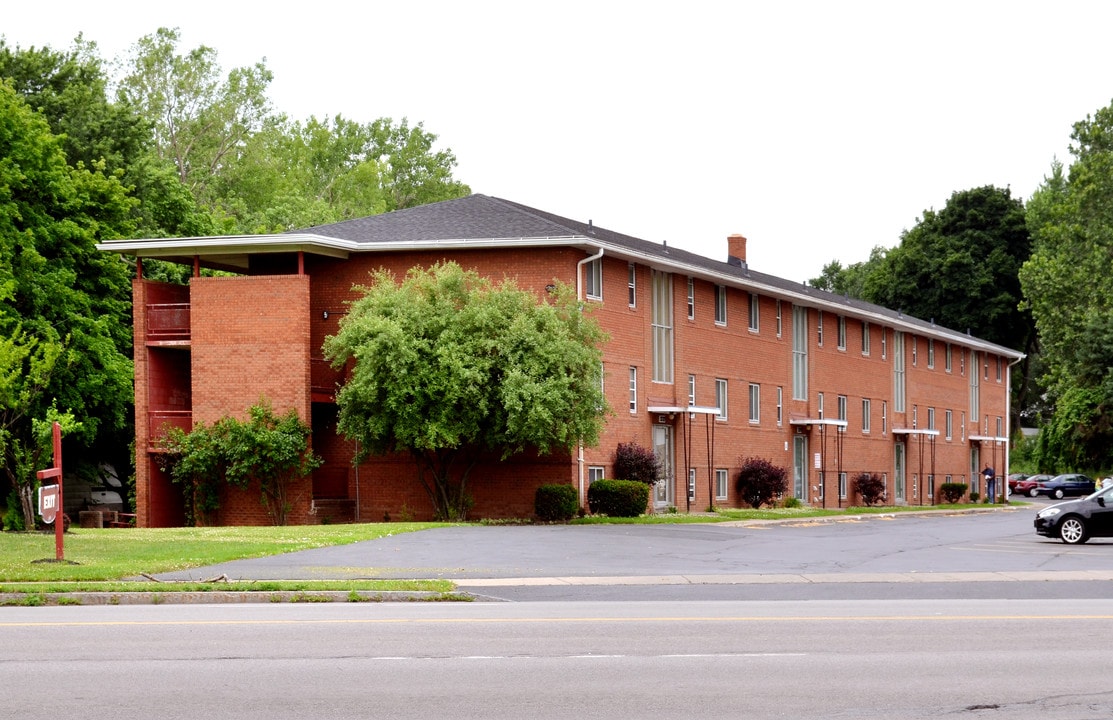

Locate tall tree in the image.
[1020,99,1113,470]
[323,263,608,521]
[0,82,135,522]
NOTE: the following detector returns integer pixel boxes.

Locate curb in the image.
[0,590,469,606]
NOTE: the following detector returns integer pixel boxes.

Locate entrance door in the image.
[793,435,808,502]
[653,424,674,508]
[894,442,906,503]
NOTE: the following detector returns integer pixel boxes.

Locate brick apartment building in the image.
[99,194,1024,526]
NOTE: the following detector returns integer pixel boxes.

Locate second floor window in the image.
[748,293,759,331]
[585,258,602,300]
[627,263,636,307]
[715,286,727,325]
[716,378,728,420]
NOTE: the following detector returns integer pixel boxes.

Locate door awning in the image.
[969,435,1008,443]
[789,417,848,429]
[892,427,940,436]
[648,405,721,415]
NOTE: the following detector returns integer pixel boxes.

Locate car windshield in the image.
[1086,484,1113,501]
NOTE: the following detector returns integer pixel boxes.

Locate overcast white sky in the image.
[5,1,1112,282]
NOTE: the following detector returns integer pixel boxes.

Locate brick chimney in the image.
[727,234,747,268]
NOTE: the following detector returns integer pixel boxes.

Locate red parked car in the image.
[1015,474,1053,497]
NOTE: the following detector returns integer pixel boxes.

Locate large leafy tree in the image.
[323,263,609,521]
[1020,99,1113,470]
[0,81,135,523]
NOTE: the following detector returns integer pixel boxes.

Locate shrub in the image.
[938,483,967,504]
[587,479,650,517]
[853,472,886,507]
[612,441,661,486]
[534,484,579,522]
[736,457,789,509]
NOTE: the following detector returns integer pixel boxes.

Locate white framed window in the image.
[996,416,1004,437]
[748,293,760,332]
[688,468,696,501]
[628,366,637,414]
[817,310,824,346]
[881,330,887,360]
[585,258,602,300]
[912,336,918,366]
[749,383,760,424]
[715,285,727,325]
[928,407,936,431]
[862,399,871,433]
[945,409,953,440]
[793,306,808,400]
[837,316,846,350]
[686,277,695,320]
[716,468,728,500]
[862,321,870,355]
[893,331,906,412]
[651,270,673,383]
[839,471,848,499]
[961,411,966,442]
[688,374,696,407]
[716,378,728,421]
[882,400,888,434]
[627,263,636,307]
[776,300,782,337]
[996,356,1002,382]
[946,343,953,372]
[776,386,783,426]
[837,394,847,431]
[927,339,935,368]
[817,392,824,419]
[912,405,918,428]
[960,349,965,376]
[970,352,980,416]
[588,466,605,484]
[984,354,990,380]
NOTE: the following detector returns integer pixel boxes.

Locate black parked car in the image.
[1034,473,1096,500]
[1034,484,1113,544]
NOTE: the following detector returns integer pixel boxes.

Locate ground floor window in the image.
[715,468,728,500]
[588,466,605,484]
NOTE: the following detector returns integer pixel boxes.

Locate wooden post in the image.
[35,422,64,560]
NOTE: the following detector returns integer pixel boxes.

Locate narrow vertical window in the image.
[862,399,871,433]
[839,472,848,499]
[686,277,695,320]
[716,469,728,500]
[748,293,759,332]
[928,407,936,431]
[996,356,1002,382]
[651,270,673,383]
[817,392,824,419]
[970,352,980,417]
[881,330,887,360]
[585,258,602,300]
[882,400,888,434]
[893,331,906,412]
[776,387,783,425]
[792,306,808,400]
[715,378,728,420]
[945,409,953,440]
[687,374,696,407]
[749,383,760,423]
[996,416,1003,437]
[862,321,870,355]
[837,316,846,350]
[817,310,824,346]
[945,343,952,372]
[927,339,935,368]
[627,263,636,307]
[714,285,727,325]
[628,366,637,414]
[688,468,696,501]
[912,336,918,366]
[837,394,847,431]
[776,300,782,337]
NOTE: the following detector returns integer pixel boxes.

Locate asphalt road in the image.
[143,502,1113,602]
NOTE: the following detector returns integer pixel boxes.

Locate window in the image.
[893,331,906,412]
[862,399,871,433]
[777,387,783,425]
[996,416,1004,437]
[627,263,636,307]
[686,277,695,320]
[817,310,824,346]
[837,316,846,350]
[837,394,847,431]
[748,293,759,331]
[687,374,696,407]
[882,400,888,434]
[928,407,936,431]
[716,469,728,500]
[862,321,870,355]
[839,471,848,499]
[984,354,990,380]
[776,300,782,337]
[970,352,980,416]
[912,336,918,366]
[927,339,935,368]
[715,378,728,420]
[881,330,887,360]
[749,383,760,423]
[651,271,673,383]
[792,306,808,400]
[817,392,824,419]
[714,285,727,325]
[585,258,602,300]
[961,411,966,442]
[688,468,696,501]
[945,343,952,372]
[960,349,965,376]
[588,466,605,484]
[912,405,918,428]
[628,367,637,413]
[945,409,953,440]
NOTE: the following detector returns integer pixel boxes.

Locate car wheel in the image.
[1059,516,1088,544]
[1053,488,1065,499]
[1029,488,1039,497]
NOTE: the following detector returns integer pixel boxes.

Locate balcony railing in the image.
[148,411,192,448]
[147,303,191,341]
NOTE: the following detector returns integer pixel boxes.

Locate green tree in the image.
[323,263,609,521]
[0,81,136,518]
[162,400,321,526]
[1021,99,1113,469]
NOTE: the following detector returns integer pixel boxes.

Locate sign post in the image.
[35,421,64,561]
